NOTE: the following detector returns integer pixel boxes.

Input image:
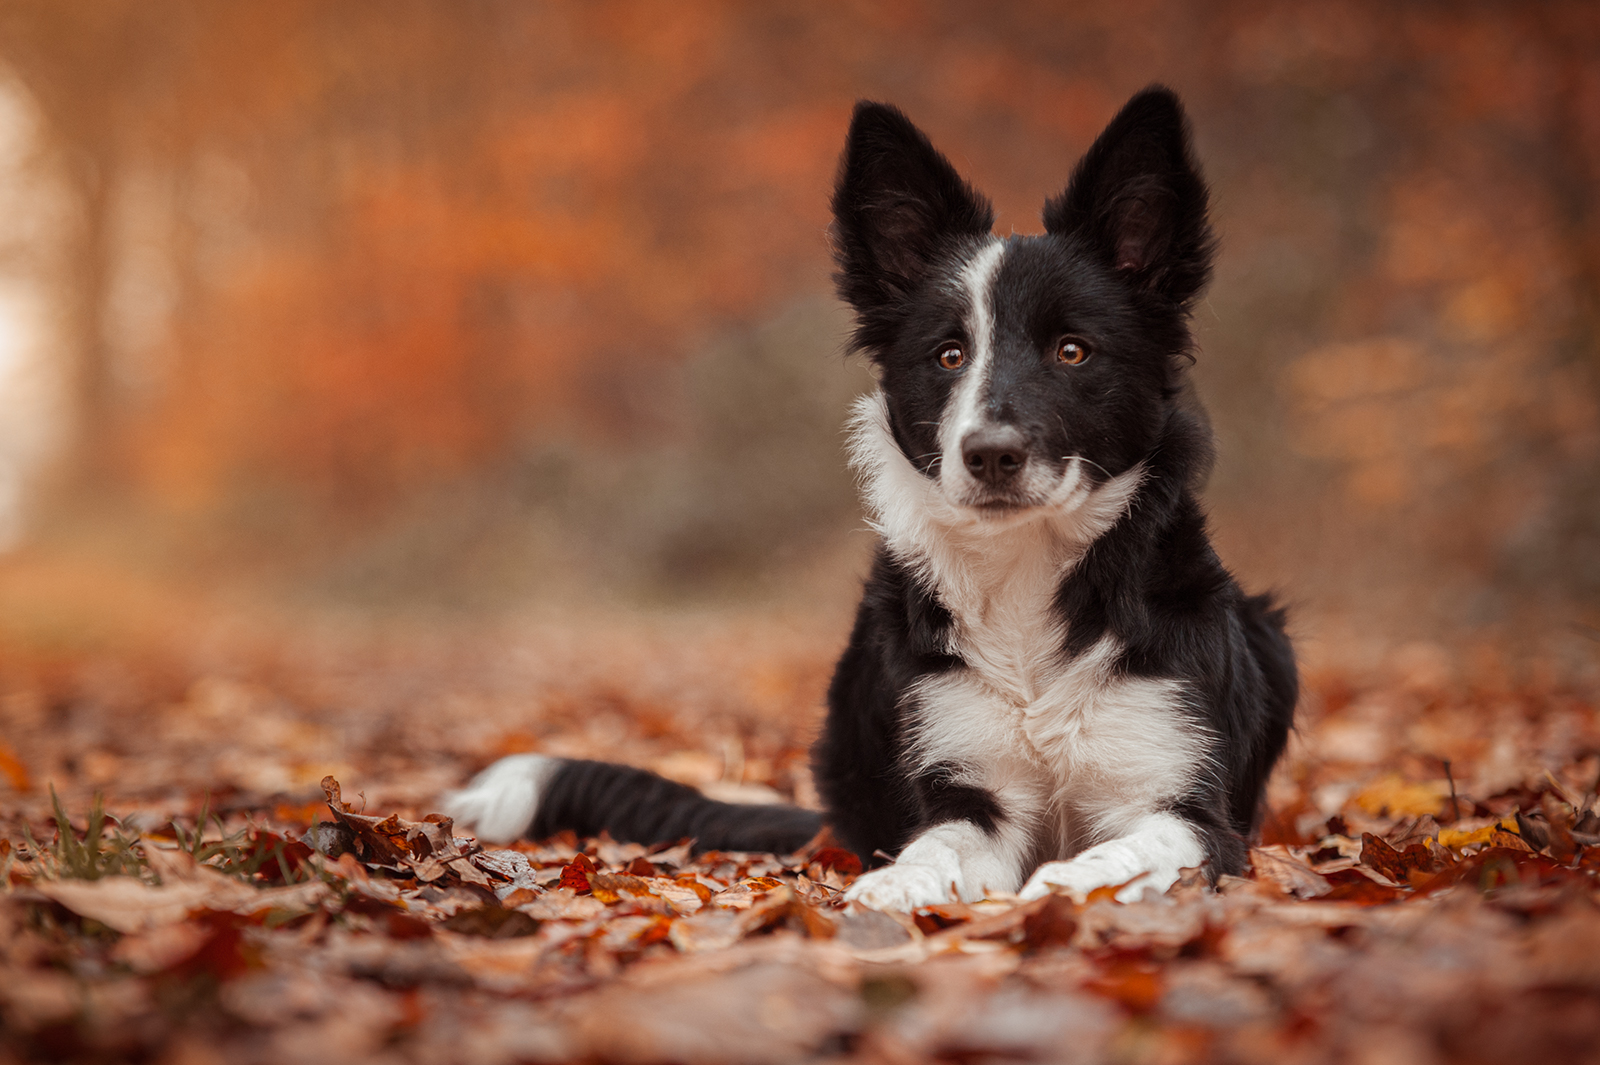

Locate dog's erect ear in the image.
[1044,86,1214,306]
[831,102,994,314]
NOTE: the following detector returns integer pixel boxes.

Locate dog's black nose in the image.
[961,426,1028,485]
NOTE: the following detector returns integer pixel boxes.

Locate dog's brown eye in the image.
[938,346,964,370]
[1056,338,1089,365]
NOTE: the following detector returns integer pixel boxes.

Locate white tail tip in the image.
[442,753,559,843]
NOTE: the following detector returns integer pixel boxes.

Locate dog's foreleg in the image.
[843,819,1030,911]
[1019,812,1204,903]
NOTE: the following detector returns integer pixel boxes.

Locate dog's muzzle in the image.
[961,425,1029,488]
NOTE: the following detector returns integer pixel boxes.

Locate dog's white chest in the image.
[947,572,1064,710]
[916,602,1201,828]
[943,623,1138,768]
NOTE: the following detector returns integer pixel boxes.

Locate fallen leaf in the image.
[567,960,861,1064]
[1358,833,1408,882]
[668,908,745,953]
[807,847,862,881]
[517,889,608,921]
[1353,775,1451,818]
[1319,869,1404,905]
[0,741,30,791]
[920,893,1081,952]
[320,775,351,813]
[445,855,496,888]
[1538,794,1579,863]
[164,910,261,981]
[836,909,914,951]
[440,904,540,938]
[35,870,329,934]
[110,920,211,974]
[1489,829,1532,853]
[1251,846,1332,898]
[558,854,595,894]
[648,879,710,916]
[474,849,546,902]
[1084,953,1163,1012]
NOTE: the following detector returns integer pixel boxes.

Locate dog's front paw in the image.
[1019,851,1172,903]
[843,863,958,912]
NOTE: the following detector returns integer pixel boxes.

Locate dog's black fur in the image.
[447,87,1296,904]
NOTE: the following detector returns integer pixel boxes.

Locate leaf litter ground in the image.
[3,610,1600,1064]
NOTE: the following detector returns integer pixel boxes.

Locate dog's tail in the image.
[443,754,824,853]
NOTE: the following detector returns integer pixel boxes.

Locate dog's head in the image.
[832,87,1214,526]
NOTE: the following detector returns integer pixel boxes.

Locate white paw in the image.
[843,863,959,911]
[442,754,559,842]
[1019,852,1174,904]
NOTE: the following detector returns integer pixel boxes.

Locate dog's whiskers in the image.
[1062,454,1116,481]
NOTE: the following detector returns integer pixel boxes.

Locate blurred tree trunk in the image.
[1540,25,1600,597]
[59,150,117,487]
[0,0,145,491]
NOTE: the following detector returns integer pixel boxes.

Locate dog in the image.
[446,86,1297,910]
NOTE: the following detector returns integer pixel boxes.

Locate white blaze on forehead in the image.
[940,238,1006,484]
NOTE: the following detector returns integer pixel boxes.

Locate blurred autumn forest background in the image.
[8,9,1600,1060]
[0,0,1596,675]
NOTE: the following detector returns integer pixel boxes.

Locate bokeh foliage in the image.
[0,0,1594,632]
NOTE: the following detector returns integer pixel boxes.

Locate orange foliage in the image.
[0,0,1594,618]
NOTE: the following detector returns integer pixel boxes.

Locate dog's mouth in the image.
[972,497,1031,512]
[950,462,1093,518]
[947,466,1055,515]
[959,490,1046,516]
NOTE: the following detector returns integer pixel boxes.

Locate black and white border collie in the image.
[447,86,1296,911]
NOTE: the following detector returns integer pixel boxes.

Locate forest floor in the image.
[3,553,1600,1065]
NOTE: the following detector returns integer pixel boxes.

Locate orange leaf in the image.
[1353,775,1450,818]
[0,743,29,792]
[1489,829,1532,853]
[559,854,595,894]
[808,848,862,877]
[1085,955,1163,1012]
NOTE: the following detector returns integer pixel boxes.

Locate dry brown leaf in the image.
[108,920,211,973]
[1250,846,1333,899]
[516,890,608,922]
[649,879,710,916]
[34,872,328,934]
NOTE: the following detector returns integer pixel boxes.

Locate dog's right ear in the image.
[830,102,994,318]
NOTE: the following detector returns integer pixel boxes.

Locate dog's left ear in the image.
[1044,86,1214,306]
